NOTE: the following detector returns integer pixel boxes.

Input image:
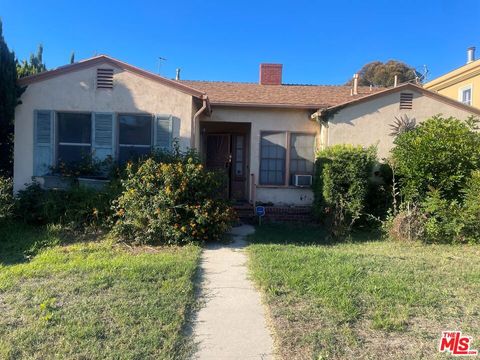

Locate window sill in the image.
[256,185,312,189]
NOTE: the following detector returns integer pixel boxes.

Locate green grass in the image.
[0,221,201,360]
[247,224,480,359]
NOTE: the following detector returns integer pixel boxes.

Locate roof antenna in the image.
[157,57,167,75]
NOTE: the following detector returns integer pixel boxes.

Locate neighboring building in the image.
[14,55,480,207]
[424,47,480,108]
[312,83,480,159]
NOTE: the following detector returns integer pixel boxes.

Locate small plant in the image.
[39,297,58,323]
[112,157,235,245]
[389,114,416,137]
[0,176,14,220]
[51,154,115,178]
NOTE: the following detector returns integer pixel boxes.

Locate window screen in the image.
[118,114,152,163]
[57,112,92,164]
[260,132,286,185]
[289,133,315,185]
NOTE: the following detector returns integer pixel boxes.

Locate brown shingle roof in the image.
[178,80,384,109]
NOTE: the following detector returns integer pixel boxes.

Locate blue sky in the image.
[2,0,479,84]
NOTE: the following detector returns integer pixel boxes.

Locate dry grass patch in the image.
[247,224,480,359]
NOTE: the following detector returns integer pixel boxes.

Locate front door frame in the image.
[200,122,251,202]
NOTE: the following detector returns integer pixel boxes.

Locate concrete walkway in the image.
[193,225,275,359]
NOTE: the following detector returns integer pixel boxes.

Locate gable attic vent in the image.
[399,92,413,109]
[96,68,114,89]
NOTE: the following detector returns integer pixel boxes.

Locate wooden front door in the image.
[205,134,231,198]
[205,133,247,202]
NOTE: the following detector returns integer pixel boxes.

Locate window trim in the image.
[55,111,93,165]
[458,84,473,106]
[258,130,316,188]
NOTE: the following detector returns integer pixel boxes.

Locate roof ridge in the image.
[180,79,380,88]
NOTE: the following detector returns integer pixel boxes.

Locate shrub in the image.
[314,145,376,238]
[391,116,480,202]
[0,176,14,220]
[15,181,120,228]
[112,158,234,245]
[387,172,480,244]
[459,170,480,243]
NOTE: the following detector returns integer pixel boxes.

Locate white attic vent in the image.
[96,68,114,89]
[399,92,413,109]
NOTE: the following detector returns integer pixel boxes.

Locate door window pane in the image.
[259,132,286,185]
[289,133,315,185]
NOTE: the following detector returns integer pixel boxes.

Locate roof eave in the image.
[17,55,206,99]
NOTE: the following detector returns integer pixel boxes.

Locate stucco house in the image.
[14,55,480,211]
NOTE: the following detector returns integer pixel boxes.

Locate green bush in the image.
[314,145,377,238]
[0,176,14,220]
[391,116,480,202]
[112,158,234,245]
[389,171,480,244]
[15,181,120,228]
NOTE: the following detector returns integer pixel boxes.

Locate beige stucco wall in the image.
[200,107,320,205]
[327,89,478,159]
[14,62,195,191]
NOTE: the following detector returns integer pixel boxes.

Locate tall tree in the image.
[70,51,75,64]
[346,60,418,87]
[0,19,23,175]
[16,44,47,78]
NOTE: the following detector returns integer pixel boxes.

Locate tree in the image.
[70,51,75,64]
[0,19,22,175]
[347,60,418,87]
[16,44,47,78]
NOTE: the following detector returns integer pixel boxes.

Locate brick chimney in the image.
[259,63,282,85]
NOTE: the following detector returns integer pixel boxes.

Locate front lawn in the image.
[247,224,480,359]
[0,222,200,360]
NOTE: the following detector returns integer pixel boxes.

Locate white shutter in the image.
[33,110,54,176]
[93,113,114,160]
[154,114,173,150]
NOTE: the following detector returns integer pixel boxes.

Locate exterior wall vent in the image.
[96,68,114,89]
[399,92,413,109]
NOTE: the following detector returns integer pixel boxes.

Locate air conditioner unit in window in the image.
[294,174,312,187]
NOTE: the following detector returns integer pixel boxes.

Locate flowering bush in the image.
[112,158,235,245]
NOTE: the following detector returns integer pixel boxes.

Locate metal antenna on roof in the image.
[157,57,167,75]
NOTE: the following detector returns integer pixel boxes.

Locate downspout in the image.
[191,95,209,148]
[310,110,328,150]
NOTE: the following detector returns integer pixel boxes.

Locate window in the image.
[118,114,152,163]
[259,131,315,186]
[260,132,286,185]
[289,133,315,185]
[57,112,92,164]
[460,86,472,105]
